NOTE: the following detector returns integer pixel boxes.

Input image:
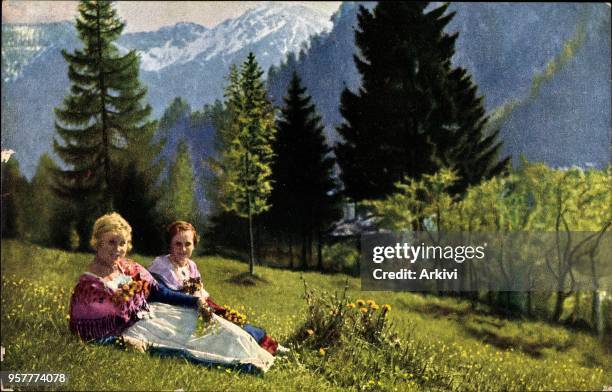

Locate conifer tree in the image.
[199,100,232,217]
[437,67,510,193]
[267,72,340,269]
[53,0,156,246]
[158,141,198,224]
[206,65,242,218]
[335,2,508,201]
[220,53,276,275]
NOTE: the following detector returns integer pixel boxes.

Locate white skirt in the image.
[123,302,274,372]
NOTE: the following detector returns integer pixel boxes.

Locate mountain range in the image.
[268,2,611,169]
[1,2,332,178]
[2,2,610,183]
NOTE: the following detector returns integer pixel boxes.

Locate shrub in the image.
[289,278,396,350]
[322,242,360,274]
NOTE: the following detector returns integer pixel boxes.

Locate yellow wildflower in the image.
[366,300,376,307]
[306,329,315,336]
[382,304,391,312]
[356,299,365,307]
[346,303,356,309]
[360,307,368,313]
[318,348,326,356]
[370,304,379,310]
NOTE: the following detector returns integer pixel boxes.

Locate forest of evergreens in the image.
[2,1,610,337]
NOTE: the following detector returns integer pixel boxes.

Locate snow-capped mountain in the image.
[1,2,333,179]
[1,22,73,81]
[122,3,331,73]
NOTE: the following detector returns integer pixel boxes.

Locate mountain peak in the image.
[129,2,331,72]
[157,22,208,33]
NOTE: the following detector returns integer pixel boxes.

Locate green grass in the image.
[1,239,610,391]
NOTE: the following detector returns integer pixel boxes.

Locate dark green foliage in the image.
[266,72,341,269]
[155,96,191,188]
[335,2,509,201]
[158,141,198,225]
[203,211,248,257]
[111,161,164,255]
[52,1,158,248]
[437,67,511,193]
[1,159,28,238]
[158,97,191,136]
[22,154,62,245]
[216,53,277,275]
[198,100,232,217]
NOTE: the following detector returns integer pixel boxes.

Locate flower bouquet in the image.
[110,274,150,305]
[221,306,247,327]
[181,277,203,295]
[194,301,214,336]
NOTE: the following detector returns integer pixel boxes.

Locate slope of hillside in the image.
[267,2,611,168]
[1,240,609,390]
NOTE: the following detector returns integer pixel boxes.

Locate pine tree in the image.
[267,72,340,269]
[53,0,156,247]
[220,53,276,275]
[198,100,232,217]
[436,67,510,193]
[335,2,508,201]
[158,141,198,224]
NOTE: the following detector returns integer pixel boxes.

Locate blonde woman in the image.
[69,212,202,351]
[69,213,274,373]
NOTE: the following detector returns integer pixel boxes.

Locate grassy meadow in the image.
[1,239,610,391]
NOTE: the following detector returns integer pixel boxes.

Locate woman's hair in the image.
[90,212,133,252]
[166,221,199,247]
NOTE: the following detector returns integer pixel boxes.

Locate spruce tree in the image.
[198,100,232,217]
[220,53,276,275]
[53,0,156,246]
[158,141,198,225]
[438,67,510,192]
[267,72,340,269]
[335,2,508,201]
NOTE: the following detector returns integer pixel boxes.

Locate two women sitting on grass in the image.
[68,212,281,373]
[148,220,283,355]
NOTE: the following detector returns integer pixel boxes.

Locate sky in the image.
[2,1,342,32]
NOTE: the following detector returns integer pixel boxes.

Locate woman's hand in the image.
[122,335,148,353]
[195,288,210,300]
[198,297,213,322]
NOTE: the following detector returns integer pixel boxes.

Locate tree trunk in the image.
[571,291,580,324]
[289,232,294,269]
[254,218,261,264]
[247,195,255,276]
[487,290,494,307]
[275,234,282,265]
[526,291,533,317]
[301,231,307,270]
[307,232,313,267]
[592,290,604,338]
[317,230,323,271]
[552,291,569,322]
